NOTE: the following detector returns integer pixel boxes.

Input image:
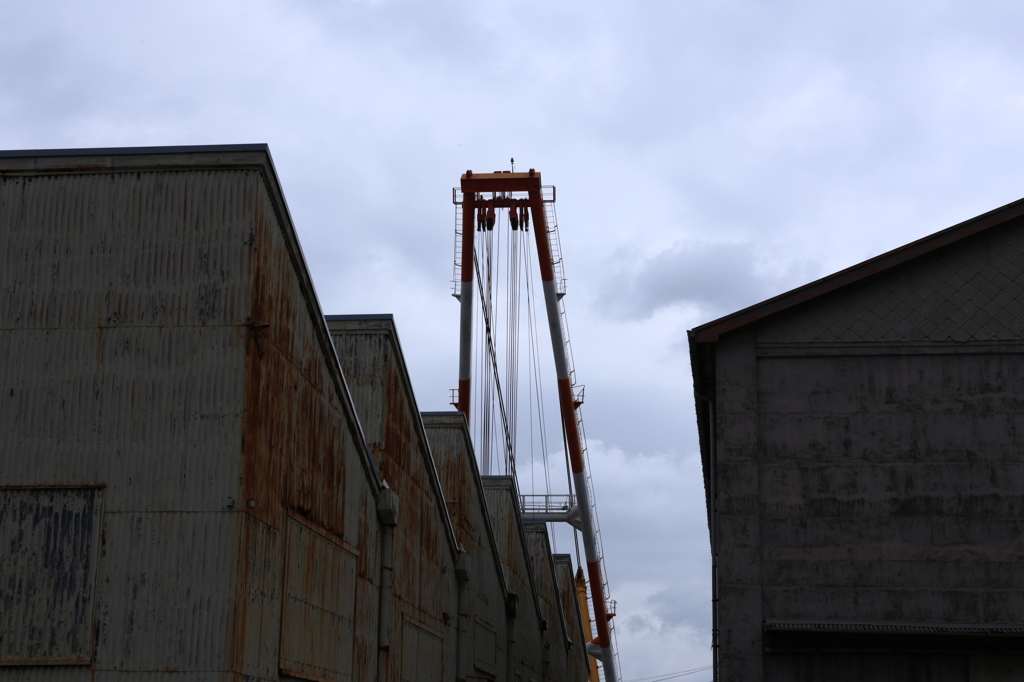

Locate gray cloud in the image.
[6,1,1024,676]
[599,241,820,321]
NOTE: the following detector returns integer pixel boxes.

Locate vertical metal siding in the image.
[482,479,546,680]
[0,162,386,680]
[0,170,252,509]
[328,323,459,682]
[280,515,358,682]
[95,511,238,672]
[0,487,103,664]
[523,525,571,679]
[0,171,256,331]
[236,173,387,675]
[422,413,512,680]
[231,514,281,681]
[0,669,93,682]
[553,555,591,682]
[400,618,444,682]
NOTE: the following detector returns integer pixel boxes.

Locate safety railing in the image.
[519,493,576,514]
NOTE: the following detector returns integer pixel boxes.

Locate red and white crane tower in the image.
[451,168,620,682]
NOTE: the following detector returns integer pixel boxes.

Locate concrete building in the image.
[689,198,1024,681]
[0,145,590,681]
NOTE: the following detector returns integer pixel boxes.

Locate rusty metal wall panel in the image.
[0,487,103,664]
[331,332,389,451]
[482,478,546,680]
[231,514,281,680]
[422,412,511,680]
[0,167,254,511]
[94,511,238,672]
[328,320,460,682]
[280,514,358,682]
[241,184,379,537]
[0,156,385,680]
[423,413,481,548]
[401,617,444,682]
[553,555,591,682]
[0,171,258,331]
[473,616,499,677]
[0,669,93,682]
[90,674,236,682]
[1,325,245,509]
[523,525,570,680]
[235,176,385,680]
[238,179,385,681]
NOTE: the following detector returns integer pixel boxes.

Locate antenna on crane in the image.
[450,170,620,682]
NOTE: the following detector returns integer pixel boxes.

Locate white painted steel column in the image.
[456,195,475,428]
[530,191,618,682]
[458,278,473,405]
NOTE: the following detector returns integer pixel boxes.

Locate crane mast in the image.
[452,169,619,682]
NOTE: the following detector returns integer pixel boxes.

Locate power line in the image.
[621,666,713,682]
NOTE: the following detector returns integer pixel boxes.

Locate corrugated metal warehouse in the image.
[0,145,591,681]
[690,198,1024,681]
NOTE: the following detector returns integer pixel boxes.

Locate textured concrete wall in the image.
[757,350,1024,624]
[714,336,762,682]
[710,223,1024,681]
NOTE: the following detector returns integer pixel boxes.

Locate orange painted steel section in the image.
[558,378,585,475]
[461,170,542,194]
[587,560,611,647]
[461,194,476,283]
[528,189,557,283]
[457,378,470,418]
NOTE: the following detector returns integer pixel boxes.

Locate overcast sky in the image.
[5,1,1024,678]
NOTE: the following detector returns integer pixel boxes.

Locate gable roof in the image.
[688,194,1024,343]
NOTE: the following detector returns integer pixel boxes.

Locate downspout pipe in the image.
[376,486,399,681]
[697,394,719,682]
[505,586,519,682]
[455,552,472,682]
